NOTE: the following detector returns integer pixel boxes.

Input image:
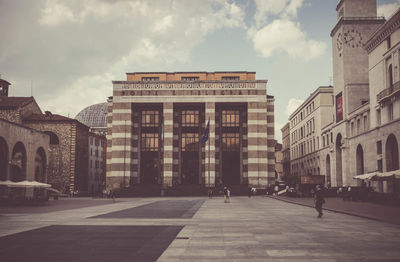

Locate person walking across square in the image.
[314,184,325,218]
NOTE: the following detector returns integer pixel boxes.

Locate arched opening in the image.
[386,134,399,172]
[34,147,47,199]
[44,131,59,145]
[326,154,331,186]
[336,133,343,186]
[35,147,46,182]
[356,144,364,175]
[10,142,27,182]
[0,137,8,180]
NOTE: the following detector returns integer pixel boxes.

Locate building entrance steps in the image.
[269,195,400,225]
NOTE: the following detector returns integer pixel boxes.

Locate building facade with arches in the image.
[322,1,399,194]
[0,118,50,198]
[284,1,400,195]
[0,79,90,195]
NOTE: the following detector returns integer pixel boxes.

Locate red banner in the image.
[336,94,343,122]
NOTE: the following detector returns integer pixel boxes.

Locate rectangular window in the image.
[331,132,333,143]
[357,119,360,134]
[389,103,394,121]
[363,115,368,131]
[351,122,354,136]
[221,76,240,81]
[141,133,159,151]
[181,133,199,152]
[222,110,240,127]
[377,159,383,172]
[222,133,240,151]
[141,77,159,81]
[387,36,391,49]
[141,110,159,127]
[377,140,382,154]
[323,136,325,147]
[181,110,199,127]
[181,77,199,81]
[377,109,381,125]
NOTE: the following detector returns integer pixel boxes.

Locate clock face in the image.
[336,32,343,51]
[343,29,363,48]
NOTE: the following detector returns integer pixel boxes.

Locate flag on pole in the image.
[201,118,210,144]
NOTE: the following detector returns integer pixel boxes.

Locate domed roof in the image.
[75,102,107,128]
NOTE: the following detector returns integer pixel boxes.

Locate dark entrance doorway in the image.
[221,132,240,185]
[140,152,160,184]
[222,152,240,185]
[335,133,343,186]
[181,152,199,184]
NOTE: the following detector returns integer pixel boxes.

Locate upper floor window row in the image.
[222,110,240,127]
[142,110,159,127]
[181,77,199,81]
[221,76,240,81]
[142,77,160,81]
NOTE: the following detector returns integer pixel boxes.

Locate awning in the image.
[353,172,380,180]
[46,188,62,194]
[0,180,18,186]
[372,169,400,181]
[7,180,51,188]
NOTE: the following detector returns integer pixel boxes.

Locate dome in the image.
[75,102,107,128]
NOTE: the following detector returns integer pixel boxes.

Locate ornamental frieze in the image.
[113,81,267,90]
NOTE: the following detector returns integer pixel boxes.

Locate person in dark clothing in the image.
[314,184,325,218]
[223,186,228,203]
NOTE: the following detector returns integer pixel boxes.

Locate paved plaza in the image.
[1,197,400,262]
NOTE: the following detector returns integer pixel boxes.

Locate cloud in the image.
[250,0,325,60]
[285,98,304,117]
[253,0,304,27]
[0,0,246,116]
[250,19,326,60]
[377,1,400,18]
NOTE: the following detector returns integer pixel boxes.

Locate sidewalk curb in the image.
[266,195,400,226]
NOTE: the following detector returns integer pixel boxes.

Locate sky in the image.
[1,0,399,142]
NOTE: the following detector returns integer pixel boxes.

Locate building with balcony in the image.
[106,71,275,190]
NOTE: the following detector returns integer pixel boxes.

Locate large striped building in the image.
[106,72,275,189]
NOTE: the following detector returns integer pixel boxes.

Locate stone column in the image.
[163,102,173,187]
[108,102,132,189]
[247,101,270,187]
[205,102,215,187]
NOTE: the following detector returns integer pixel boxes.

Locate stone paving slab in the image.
[268,195,400,225]
[0,225,183,262]
[1,196,400,261]
[90,199,205,219]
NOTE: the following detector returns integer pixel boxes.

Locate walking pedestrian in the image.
[227,187,231,203]
[208,188,213,199]
[314,184,325,218]
[223,186,228,203]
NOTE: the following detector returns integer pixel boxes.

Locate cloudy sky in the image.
[1,0,399,141]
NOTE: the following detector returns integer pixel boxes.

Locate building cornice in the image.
[126,71,256,75]
[365,9,400,54]
[289,86,333,120]
[330,17,385,37]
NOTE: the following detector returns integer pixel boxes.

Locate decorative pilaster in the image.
[205,102,215,187]
[163,102,173,187]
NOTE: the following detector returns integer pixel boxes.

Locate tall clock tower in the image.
[330,0,384,186]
